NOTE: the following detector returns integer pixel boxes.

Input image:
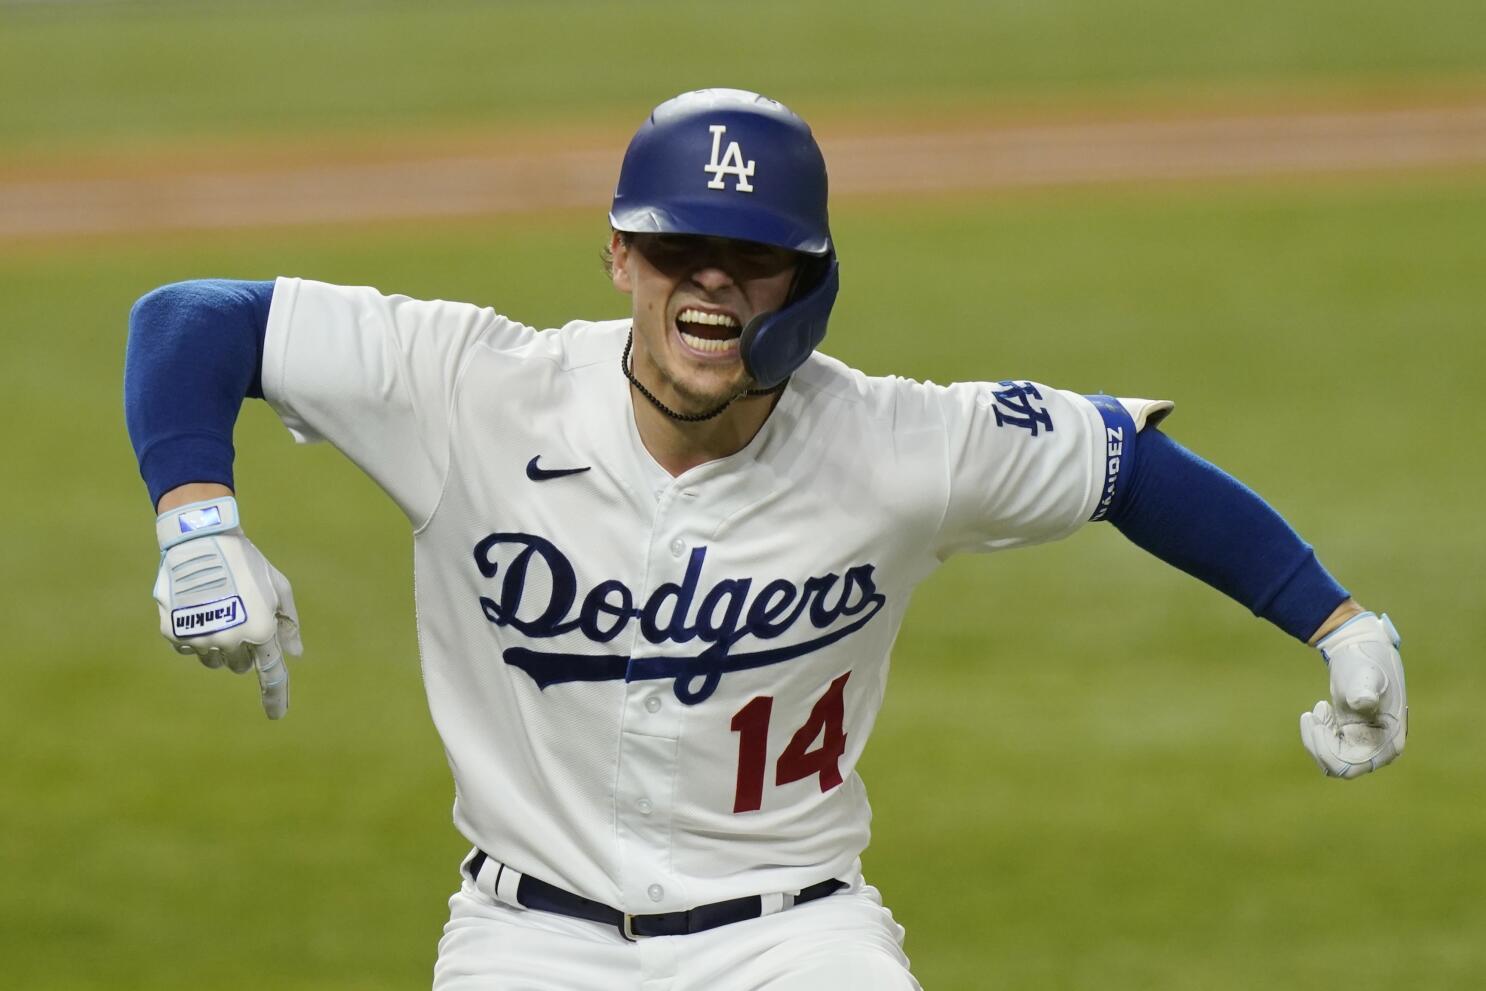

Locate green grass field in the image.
[3,2,1484,988]
[2,0,1485,156]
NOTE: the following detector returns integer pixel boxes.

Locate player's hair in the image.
[600,229,634,278]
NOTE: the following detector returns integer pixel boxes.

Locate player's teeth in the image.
[677,310,739,328]
[680,331,737,352]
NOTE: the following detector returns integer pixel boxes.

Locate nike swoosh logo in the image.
[526,456,592,481]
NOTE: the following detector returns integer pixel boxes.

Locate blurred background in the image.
[2,1,1482,988]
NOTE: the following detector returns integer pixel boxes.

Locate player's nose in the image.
[687,262,737,293]
[682,239,745,292]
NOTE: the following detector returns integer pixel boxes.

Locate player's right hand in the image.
[152,496,302,719]
[1299,612,1406,779]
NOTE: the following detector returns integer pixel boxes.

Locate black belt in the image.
[467,850,846,940]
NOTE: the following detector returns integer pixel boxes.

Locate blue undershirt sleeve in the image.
[1102,426,1349,643]
[123,279,275,508]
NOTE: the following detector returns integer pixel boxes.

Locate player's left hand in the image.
[1300,612,1407,778]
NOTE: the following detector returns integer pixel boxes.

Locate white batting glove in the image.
[1299,612,1406,779]
[152,496,302,719]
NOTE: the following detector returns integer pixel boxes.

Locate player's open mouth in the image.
[675,307,741,355]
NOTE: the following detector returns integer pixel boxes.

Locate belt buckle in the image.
[621,913,647,941]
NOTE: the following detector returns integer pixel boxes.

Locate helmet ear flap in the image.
[740,257,839,389]
[789,253,833,305]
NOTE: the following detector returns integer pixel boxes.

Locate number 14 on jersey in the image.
[730,672,852,813]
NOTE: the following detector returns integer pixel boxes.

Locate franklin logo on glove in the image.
[171,596,247,637]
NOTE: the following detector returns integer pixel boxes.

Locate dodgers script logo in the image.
[704,124,756,192]
[472,533,886,704]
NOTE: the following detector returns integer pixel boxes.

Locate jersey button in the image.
[644,696,661,714]
[669,538,685,558]
[647,884,664,902]
[636,798,653,815]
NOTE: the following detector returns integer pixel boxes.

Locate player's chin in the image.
[667,365,751,413]
[670,371,749,413]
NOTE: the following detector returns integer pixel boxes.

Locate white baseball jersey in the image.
[261,276,1170,914]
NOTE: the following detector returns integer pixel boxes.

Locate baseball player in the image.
[124,89,1406,989]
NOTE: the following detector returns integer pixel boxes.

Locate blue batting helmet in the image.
[610,88,839,389]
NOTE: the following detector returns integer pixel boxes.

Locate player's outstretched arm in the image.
[1100,427,1406,778]
[126,280,302,719]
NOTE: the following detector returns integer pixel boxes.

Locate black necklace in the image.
[621,330,779,423]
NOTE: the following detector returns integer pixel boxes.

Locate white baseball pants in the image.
[432,874,922,990]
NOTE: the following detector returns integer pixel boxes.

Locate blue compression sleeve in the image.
[1103,427,1348,642]
[123,279,274,507]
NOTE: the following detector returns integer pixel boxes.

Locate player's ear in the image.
[610,232,633,294]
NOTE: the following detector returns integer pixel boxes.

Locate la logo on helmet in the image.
[704,124,755,192]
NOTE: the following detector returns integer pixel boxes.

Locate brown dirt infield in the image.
[2,99,1484,241]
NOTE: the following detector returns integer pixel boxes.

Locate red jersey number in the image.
[729,672,851,814]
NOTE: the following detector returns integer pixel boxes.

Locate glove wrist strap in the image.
[1315,610,1401,661]
[156,496,241,551]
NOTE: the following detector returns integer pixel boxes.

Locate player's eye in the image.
[634,235,798,279]
[729,243,798,278]
[634,235,695,268]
